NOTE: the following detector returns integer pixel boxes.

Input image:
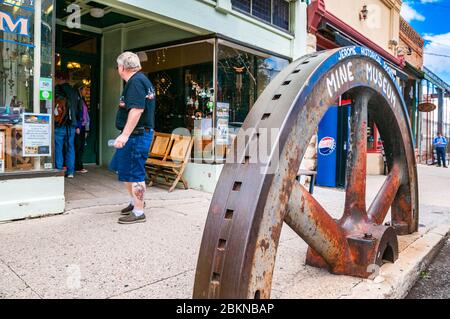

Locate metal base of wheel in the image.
[306,224,398,278]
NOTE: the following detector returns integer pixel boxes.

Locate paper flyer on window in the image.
[216,102,230,145]
[0,130,5,172]
[22,113,52,157]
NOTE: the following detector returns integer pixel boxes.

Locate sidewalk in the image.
[0,165,449,299]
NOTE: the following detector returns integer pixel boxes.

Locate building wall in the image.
[324,0,401,55]
[399,17,424,70]
[124,21,197,51]
[101,0,307,59]
[0,177,65,222]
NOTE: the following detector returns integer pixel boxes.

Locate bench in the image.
[297,169,317,194]
[145,132,193,192]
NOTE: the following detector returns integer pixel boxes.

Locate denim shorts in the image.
[109,129,153,182]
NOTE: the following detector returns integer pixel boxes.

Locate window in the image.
[136,38,289,163]
[216,40,289,159]
[252,0,271,23]
[231,0,291,31]
[272,0,289,30]
[232,0,251,12]
[139,41,215,161]
[0,0,55,174]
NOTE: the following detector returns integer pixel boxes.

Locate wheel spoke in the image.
[367,163,401,224]
[343,91,371,221]
[285,182,348,269]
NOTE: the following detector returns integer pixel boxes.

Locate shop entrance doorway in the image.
[55,27,101,165]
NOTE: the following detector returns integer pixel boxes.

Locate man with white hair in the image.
[109,51,156,224]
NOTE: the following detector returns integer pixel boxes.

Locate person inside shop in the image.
[54,71,82,178]
[434,132,448,168]
[74,83,91,174]
[109,52,156,225]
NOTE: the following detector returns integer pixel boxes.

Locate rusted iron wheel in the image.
[193,47,418,299]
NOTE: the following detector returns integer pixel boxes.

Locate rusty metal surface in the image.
[193,47,419,299]
[285,182,349,272]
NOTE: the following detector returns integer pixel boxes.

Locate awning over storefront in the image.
[404,62,425,80]
[423,66,450,92]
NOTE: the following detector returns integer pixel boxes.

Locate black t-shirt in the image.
[115,72,155,131]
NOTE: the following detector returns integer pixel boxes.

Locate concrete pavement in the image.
[0,164,449,299]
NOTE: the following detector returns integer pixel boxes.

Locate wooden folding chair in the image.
[145,132,172,186]
[146,133,193,192]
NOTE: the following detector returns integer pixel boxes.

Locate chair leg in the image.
[169,169,182,192]
[145,168,152,186]
[180,176,189,189]
[177,163,189,190]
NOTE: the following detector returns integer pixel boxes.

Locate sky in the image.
[400,0,450,84]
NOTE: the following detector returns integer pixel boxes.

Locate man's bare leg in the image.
[118,181,146,223]
[125,182,133,200]
[132,182,146,211]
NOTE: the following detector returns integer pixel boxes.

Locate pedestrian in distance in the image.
[434,132,448,168]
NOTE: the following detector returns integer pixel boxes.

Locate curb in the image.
[342,225,450,299]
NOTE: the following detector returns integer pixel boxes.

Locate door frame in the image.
[55,26,102,165]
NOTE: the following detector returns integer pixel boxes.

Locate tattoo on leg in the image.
[133,183,145,201]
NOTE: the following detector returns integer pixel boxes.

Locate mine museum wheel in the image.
[193,47,419,299]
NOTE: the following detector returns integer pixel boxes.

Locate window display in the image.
[217,40,289,153]
[140,41,215,160]
[0,0,55,173]
[137,37,288,163]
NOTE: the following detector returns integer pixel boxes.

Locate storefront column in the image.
[291,0,308,59]
[33,0,42,170]
[417,79,423,161]
[437,88,444,133]
[100,28,125,166]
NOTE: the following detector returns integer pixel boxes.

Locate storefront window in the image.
[216,40,289,159]
[139,40,214,160]
[136,37,288,163]
[0,0,55,174]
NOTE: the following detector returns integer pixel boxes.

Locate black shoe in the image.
[121,204,134,215]
[118,213,146,224]
[120,202,146,215]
